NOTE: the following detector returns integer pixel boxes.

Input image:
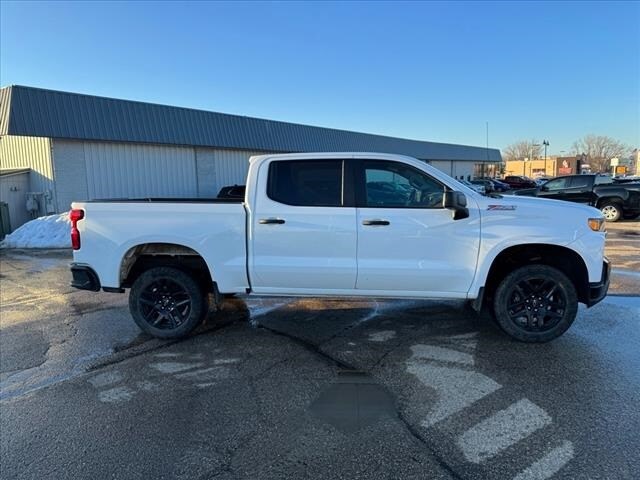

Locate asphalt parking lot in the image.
[1,219,639,480]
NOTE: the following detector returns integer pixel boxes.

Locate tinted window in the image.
[267,160,342,206]
[362,160,444,208]
[570,176,591,188]
[544,177,571,190]
[595,176,613,185]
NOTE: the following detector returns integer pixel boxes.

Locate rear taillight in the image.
[69,209,84,250]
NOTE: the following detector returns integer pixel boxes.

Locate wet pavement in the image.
[605,219,640,294]
[1,220,639,480]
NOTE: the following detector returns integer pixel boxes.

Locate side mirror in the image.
[443,191,469,220]
[541,185,549,192]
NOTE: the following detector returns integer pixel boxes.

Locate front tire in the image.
[493,265,578,343]
[600,202,622,222]
[129,267,206,339]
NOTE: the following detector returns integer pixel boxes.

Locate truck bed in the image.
[80,197,243,203]
[70,199,249,292]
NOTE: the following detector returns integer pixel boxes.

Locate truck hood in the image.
[479,193,600,214]
[473,193,603,239]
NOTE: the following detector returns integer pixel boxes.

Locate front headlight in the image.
[588,217,606,232]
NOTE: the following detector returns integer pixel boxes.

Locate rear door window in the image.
[544,177,571,190]
[570,176,592,189]
[267,160,343,206]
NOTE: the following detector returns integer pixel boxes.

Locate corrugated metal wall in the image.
[452,161,475,180]
[83,141,198,199]
[0,135,56,212]
[430,160,453,176]
[208,148,265,193]
[51,140,264,207]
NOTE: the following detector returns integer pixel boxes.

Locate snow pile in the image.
[1,212,71,249]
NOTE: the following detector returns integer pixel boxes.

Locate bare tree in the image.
[572,134,629,172]
[503,140,542,161]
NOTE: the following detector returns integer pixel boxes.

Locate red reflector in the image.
[71,228,81,250]
[70,209,84,250]
[70,209,84,222]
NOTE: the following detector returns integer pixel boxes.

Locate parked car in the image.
[534,176,553,186]
[69,152,609,343]
[514,174,640,221]
[481,178,511,192]
[470,179,495,193]
[502,175,538,189]
[457,179,485,194]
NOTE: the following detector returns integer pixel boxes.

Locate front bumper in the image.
[70,263,101,292]
[586,257,610,307]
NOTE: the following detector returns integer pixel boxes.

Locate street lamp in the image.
[543,140,549,175]
[529,143,540,177]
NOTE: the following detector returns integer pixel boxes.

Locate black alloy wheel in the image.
[493,265,578,343]
[505,278,566,332]
[129,267,206,339]
[139,278,192,330]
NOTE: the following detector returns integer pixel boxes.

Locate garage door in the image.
[84,142,197,199]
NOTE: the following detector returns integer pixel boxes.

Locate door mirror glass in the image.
[442,191,469,220]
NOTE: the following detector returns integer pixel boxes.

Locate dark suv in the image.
[515,174,640,221]
[503,175,537,189]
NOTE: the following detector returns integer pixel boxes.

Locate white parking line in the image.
[98,386,135,403]
[410,344,475,365]
[368,330,396,342]
[88,371,124,388]
[513,440,574,480]
[149,362,204,374]
[407,361,501,428]
[458,399,552,463]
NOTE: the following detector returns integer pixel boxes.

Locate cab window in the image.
[360,160,444,208]
[267,160,343,207]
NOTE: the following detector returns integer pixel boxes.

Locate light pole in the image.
[543,140,549,176]
[529,143,540,177]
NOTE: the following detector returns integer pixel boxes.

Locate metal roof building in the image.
[0,85,501,229]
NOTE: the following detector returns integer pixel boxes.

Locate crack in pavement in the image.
[253,301,467,480]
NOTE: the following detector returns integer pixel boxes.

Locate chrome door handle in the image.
[362,219,390,226]
[259,218,285,225]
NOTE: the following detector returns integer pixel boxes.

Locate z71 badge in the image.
[487,205,517,210]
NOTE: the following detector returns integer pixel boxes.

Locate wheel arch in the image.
[596,195,625,209]
[481,243,590,306]
[119,242,215,292]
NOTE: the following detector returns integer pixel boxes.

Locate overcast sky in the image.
[1,1,638,154]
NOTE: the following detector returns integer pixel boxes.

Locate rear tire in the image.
[493,265,578,343]
[600,202,622,222]
[129,267,207,339]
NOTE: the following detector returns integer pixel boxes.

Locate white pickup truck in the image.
[69,152,610,343]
